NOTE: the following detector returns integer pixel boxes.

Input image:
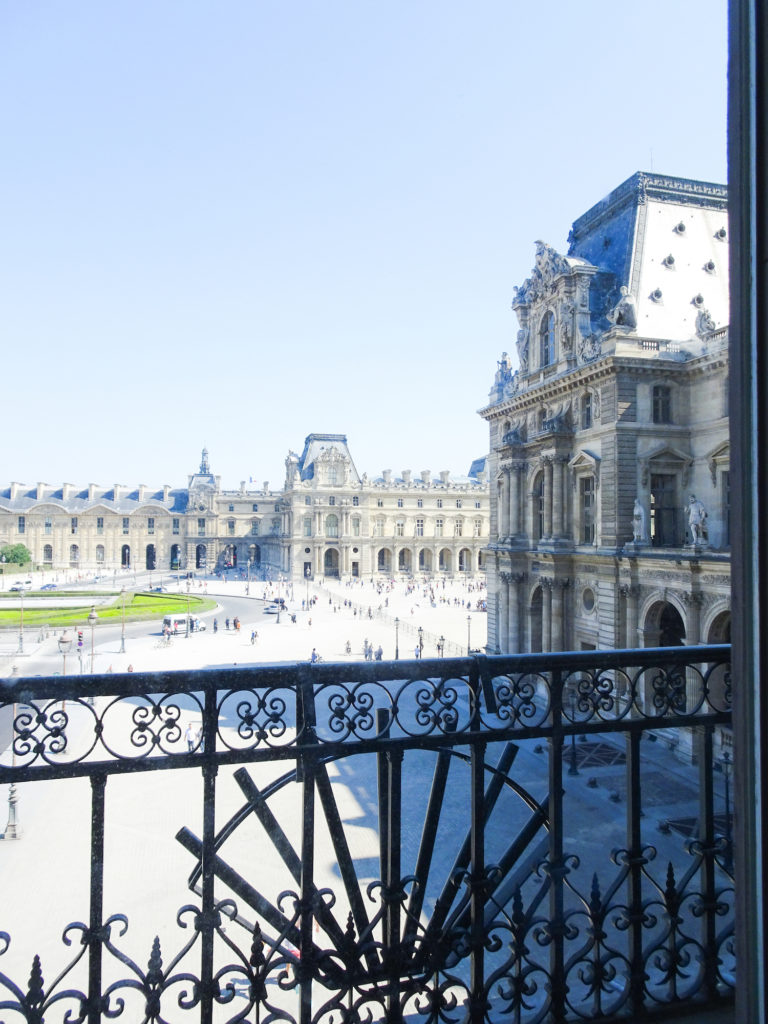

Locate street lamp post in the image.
[418,626,424,659]
[467,614,471,655]
[58,630,72,676]
[17,587,24,654]
[395,617,400,660]
[186,584,191,638]
[439,635,445,658]
[88,606,98,674]
[305,566,311,609]
[58,630,73,713]
[120,588,126,653]
[567,690,580,776]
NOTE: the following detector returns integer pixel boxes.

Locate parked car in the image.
[10,580,33,592]
[40,583,57,591]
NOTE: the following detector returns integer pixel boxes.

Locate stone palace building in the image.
[480,172,731,657]
[0,436,489,582]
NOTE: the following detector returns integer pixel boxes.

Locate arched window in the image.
[43,544,53,565]
[70,543,80,567]
[96,544,105,564]
[540,311,555,367]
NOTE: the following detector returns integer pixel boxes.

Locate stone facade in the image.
[480,173,731,657]
[0,438,489,581]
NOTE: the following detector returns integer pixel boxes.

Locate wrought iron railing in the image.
[0,646,733,1023]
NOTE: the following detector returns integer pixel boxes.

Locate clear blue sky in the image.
[1,1,727,492]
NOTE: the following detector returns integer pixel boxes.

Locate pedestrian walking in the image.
[185,723,195,752]
[213,618,218,633]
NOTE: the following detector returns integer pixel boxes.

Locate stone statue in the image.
[632,498,647,543]
[609,286,638,330]
[495,351,513,387]
[516,328,529,373]
[560,299,575,352]
[687,494,708,544]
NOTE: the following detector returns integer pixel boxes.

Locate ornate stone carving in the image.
[695,307,717,337]
[578,332,602,364]
[607,286,638,331]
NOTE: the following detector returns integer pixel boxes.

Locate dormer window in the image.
[540,311,555,367]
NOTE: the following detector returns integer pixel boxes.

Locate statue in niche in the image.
[608,286,638,330]
[687,494,708,545]
[632,498,647,543]
[560,299,575,352]
[516,328,529,372]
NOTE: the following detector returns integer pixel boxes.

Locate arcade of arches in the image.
[496,571,730,655]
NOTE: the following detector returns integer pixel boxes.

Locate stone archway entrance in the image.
[324,548,340,578]
[196,544,207,570]
[146,544,156,570]
[121,544,130,569]
[643,600,686,648]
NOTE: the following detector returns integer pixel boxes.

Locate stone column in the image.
[621,584,640,647]
[510,465,520,536]
[682,591,704,645]
[551,579,567,651]
[499,472,510,539]
[509,572,525,653]
[544,458,553,538]
[552,458,564,538]
[499,572,511,652]
[542,578,552,652]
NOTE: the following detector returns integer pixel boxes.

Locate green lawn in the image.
[0,591,217,628]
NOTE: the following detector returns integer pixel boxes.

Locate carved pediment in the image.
[569,450,601,488]
[640,444,694,487]
[707,441,730,485]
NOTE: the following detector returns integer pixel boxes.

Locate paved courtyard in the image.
[0,576,726,1016]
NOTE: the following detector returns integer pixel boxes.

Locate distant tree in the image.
[0,543,31,565]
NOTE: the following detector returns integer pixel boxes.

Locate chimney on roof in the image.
[113,485,122,501]
[62,483,75,501]
[421,470,431,485]
[263,481,269,493]
[138,484,147,502]
[240,481,246,494]
[402,470,412,485]
[163,485,170,501]
[10,482,22,500]
[382,469,392,484]
[36,483,47,500]
[88,483,97,501]
[439,470,450,485]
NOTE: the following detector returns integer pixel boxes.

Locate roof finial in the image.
[200,448,210,474]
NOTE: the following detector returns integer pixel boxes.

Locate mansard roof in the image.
[295,433,361,484]
[0,486,188,513]
[567,171,729,343]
